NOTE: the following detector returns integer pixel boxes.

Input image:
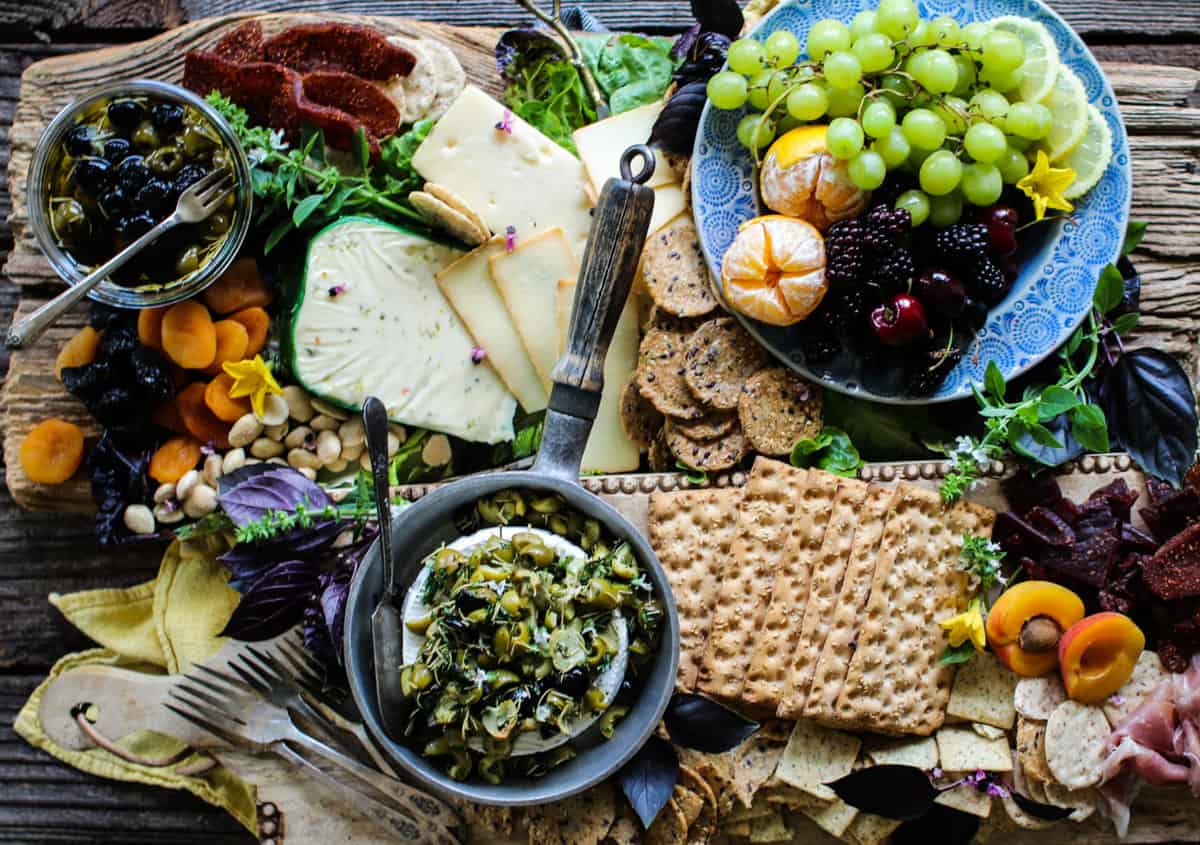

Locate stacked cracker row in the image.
[621,215,825,473]
[650,457,995,736]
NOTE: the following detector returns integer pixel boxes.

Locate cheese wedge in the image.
[289,218,516,444]
[572,99,676,191]
[411,85,595,256]
[649,183,687,235]
[489,228,580,392]
[556,279,640,474]
[437,237,548,414]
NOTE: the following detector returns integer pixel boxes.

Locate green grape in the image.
[777,113,804,133]
[952,54,977,96]
[1003,102,1039,138]
[904,50,930,81]
[929,191,964,227]
[861,99,896,138]
[963,122,1007,163]
[933,97,969,135]
[919,149,963,195]
[823,51,863,89]
[851,33,895,73]
[979,64,1023,94]
[876,0,919,40]
[850,10,880,40]
[929,16,962,46]
[787,82,829,121]
[962,21,991,51]
[1007,133,1034,152]
[873,126,911,168]
[767,70,793,105]
[765,30,802,68]
[729,38,766,76]
[737,113,777,149]
[908,145,934,171]
[996,146,1031,183]
[707,71,749,110]
[826,83,866,117]
[961,162,1004,206]
[848,150,887,189]
[901,108,947,150]
[878,73,916,108]
[909,21,935,47]
[895,189,931,226]
[808,19,852,60]
[969,89,1010,121]
[915,49,959,94]
[1028,104,1053,140]
[747,69,775,110]
[826,117,865,159]
[981,30,1025,73]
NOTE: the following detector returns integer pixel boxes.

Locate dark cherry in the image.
[102,138,132,164]
[870,293,930,347]
[106,99,144,130]
[150,103,185,132]
[913,267,967,317]
[961,296,990,331]
[64,126,94,157]
[978,204,1020,255]
[73,156,112,194]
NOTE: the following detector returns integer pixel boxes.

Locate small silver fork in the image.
[165,658,461,845]
[7,167,235,349]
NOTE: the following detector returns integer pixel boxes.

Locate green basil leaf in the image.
[1111,312,1140,336]
[789,431,834,466]
[1036,386,1080,421]
[1064,327,1085,356]
[353,127,370,174]
[264,219,294,255]
[940,642,975,665]
[1069,404,1110,453]
[1025,421,1065,449]
[984,360,1006,401]
[292,192,327,227]
[1094,263,1125,314]
[1122,220,1148,257]
[675,461,708,485]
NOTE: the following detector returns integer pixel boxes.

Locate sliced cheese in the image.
[436,237,548,413]
[556,279,640,474]
[290,218,516,444]
[650,183,687,235]
[411,85,595,256]
[572,99,676,191]
[489,228,580,392]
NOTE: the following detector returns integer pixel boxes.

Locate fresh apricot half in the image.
[1059,612,1146,704]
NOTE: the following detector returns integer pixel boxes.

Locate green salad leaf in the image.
[502,53,598,154]
[789,427,864,477]
[579,34,680,114]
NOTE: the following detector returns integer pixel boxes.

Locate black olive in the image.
[504,685,537,717]
[106,99,143,130]
[150,103,185,133]
[98,187,127,220]
[64,126,94,157]
[614,677,636,706]
[439,615,470,638]
[454,590,488,614]
[73,157,112,195]
[115,155,150,194]
[174,163,208,193]
[103,138,132,164]
[552,668,589,698]
[118,212,155,240]
[134,178,172,215]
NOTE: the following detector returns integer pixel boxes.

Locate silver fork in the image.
[7,168,236,349]
[167,655,461,845]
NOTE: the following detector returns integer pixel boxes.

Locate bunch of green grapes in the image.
[707,0,1054,226]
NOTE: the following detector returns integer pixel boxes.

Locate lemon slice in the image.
[1039,65,1089,161]
[991,16,1060,104]
[1060,105,1113,199]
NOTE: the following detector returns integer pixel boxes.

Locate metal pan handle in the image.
[533,145,656,482]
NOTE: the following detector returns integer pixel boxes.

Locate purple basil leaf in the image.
[664,693,759,753]
[671,23,701,61]
[690,0,743,38]
[1010,791,1073,821]
[495,27,566,81]
[617,735,678,828]
[826,765,939,821]
[220,467,330,526]
[320,576,351,655]
[649,80,709,155]
[222,558,321,641]
[218,463,276,495]
[220,518,347,589]
[891,804,981,845]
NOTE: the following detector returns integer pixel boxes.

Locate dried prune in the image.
[88,431,156,546]
[129,345,175,404]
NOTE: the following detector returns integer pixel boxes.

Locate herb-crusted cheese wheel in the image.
[760,127,869,231]
[721,215,827,326]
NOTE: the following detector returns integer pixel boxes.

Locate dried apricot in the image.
[204,320,250,376]
[227,306,270,356]
[137,307,167,350]
[19,418,85,484]
[177,382,231,448]
[204,372,251,422]
[149,435,203,484]
[55,326,102,379]
[161,301,217,369]
[202,257,273,314]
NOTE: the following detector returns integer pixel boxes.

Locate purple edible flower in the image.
[986,781,1010,799]
[328,284,347,297]
[471,346,487,364]
[495,109,513,134]
[505,225,517,253]
[200,440,216,456]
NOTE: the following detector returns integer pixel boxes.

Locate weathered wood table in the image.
[0,1,1198,842]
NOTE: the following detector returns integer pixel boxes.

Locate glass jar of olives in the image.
[27,80,252,309]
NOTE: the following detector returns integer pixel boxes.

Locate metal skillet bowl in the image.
[344,147,680,806]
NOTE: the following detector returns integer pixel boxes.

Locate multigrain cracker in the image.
[863,736,939,769]
[649,488,743,690]
[774,719,861,802]
[604,801,640,845]
[675,786,705,829]
[947,651,1019,729]
[525,781,616,845]
[1045,701,1109,789]
[1014,675,1067,721]
[642,213,719,318]
[409,190,488,245]
[698,458,809,703]
[673,411,737,441]
[743,469,841,712]
[648,427,674,472]
[676,747,737,819]
[802,799,859,838]
[935,726,1013,772]
[664,419,748,472]
[1103,650,1168,727]
[934,776,993,818]
[779,478,869,712]
[620,374,663,450]
[645,796,688,845]
[684,318,769,410]
[1015,716,1053,784]
[645,305,708,335]
[679,765,718,843]
[737,368,823,456]
[455,800,517,837]
[748,809,791,843]
[846,812,903,845]
[834,492,994,735]
[731,733,788,808]
[799,484,894,723]
[638,330,706,420]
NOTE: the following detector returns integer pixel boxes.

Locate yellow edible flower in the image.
[940,596,987,651]
[223,355,282,418]
[1017,150,1076,221]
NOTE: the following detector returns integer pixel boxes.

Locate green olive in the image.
[487,670,520,689]
[510,621,531,648]
[132,120,160,150]
[543,608,559,630]
[446,749,472,781]
[586,635,609,666]
[474,563,509,582]
[210,148,233,172]
[493,627,512,657]
[530,494,562,514]
[490,542,515,563]
[175,245,202,277]
[499,589,523,616]
[181,123,219,157]
[584,686,607,710]
[423,736,455,756]
[547,514,569,535]
[400,662,433,696]
[49,198,89,247]
[476,652,494,669]
[599,705,630,739]
[584,578,621,609]
[610,544,639,580]
[204,213,231,238]
[405,612,433,635]
[478,756,504,785]
[434,547,464,574]
[146,146,184,176]
[478,489,527,525]
[466,607,489,625]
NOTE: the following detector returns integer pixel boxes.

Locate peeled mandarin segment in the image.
[815,155,869,219]
[768,125,829,169]
[725,280,797,326]
[778,270,828,319]
[1058,612,1146,704]
[724,223,771,279]
[760,146,868,230]
[722,216,828,327]
[993,642,1058,678]
[763,216,825,272]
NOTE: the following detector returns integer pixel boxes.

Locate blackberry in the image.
[800,326,842,364]
[822,284,875,332]
[863,204,911,254]
[934,223,990,264]
[825,218,868,287]
[906,346,964,396]
[872,248,915,293]
[968,257,1010,306]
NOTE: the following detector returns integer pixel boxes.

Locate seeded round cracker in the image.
[620,375,664,449]
[416,37,466,119]
[1103,650,1168,727]
[1016,716,1054,784]
[679,765,718,844]
[1045,701,1110,789]
[665,419,747,472]
[645,305,709,336]
[648,426,674,472]
[1043,782,1097,822]
[526,781,617,845]
[424,182,489,235]
[642,213,719,318]
[638,330,706,420]
[645,796,688,845]
[684,318,770,410]
[674,411,736,441]
[1014,675,1068,721]
[737,368,822,456]
[409,190,488,245]
[385,36,436,122]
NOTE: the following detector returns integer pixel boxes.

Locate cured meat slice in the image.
[300,71,400,142]
[263,23,416,80]
[209,20,265,63]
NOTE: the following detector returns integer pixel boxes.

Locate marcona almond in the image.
[316,430,342,464]
[183,484,218,518]
[340,442,364,463]
[288,448,322,470]
[154,482,176,504]
[310,414,339,432]
[283,386,314,423]
[264,422,289,442]
[175,469,200,502]
[154,502,185,524]
[296,467,318,481]
[310,397,349,421]
[221,448,246,474]
[285,426,314,450]
[325,458,350,473]
[338,418,365,449]
[123,504,155,535]
[229,414,263,448]
[250,437,285,459]
[256,393,289,427]
[202,454,223,487]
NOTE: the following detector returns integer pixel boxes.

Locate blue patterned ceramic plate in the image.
[691,0,1131,404]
